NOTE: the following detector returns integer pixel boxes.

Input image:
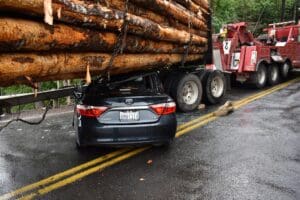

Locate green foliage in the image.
[212,0,297,33]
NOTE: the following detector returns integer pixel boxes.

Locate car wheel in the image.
[267,63,280,86]
[74,111,85,150]
[76,141,83,150]
[251,63,267,89]
[202,71,227,105]
[154,140,172,149]
[280,62,291,79]
[171,74,203,112]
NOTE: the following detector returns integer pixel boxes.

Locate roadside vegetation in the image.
[212,0,297,33]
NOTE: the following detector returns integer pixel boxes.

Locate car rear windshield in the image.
[108,75,155,94]
[86,73,160,96]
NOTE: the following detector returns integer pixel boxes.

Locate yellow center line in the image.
[178,77,300,132]
[19,147,150,200]
[0,148,132,200]
[177,113,214,132]
[176,116,217,138]
[1,77,299,200]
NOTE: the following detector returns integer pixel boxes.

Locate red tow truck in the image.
[207,21,300,88]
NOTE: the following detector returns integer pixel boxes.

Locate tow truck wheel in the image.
[280,62,291,79]
[171,74,203,112]
[267,63,280,86]
[202,71,227,105]
[251,64,267,89]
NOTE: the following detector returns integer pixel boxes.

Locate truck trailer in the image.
[0,0,230,113]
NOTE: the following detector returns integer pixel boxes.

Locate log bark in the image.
[0,0,207,45]
[89,0,207,37]
[192,0,209,10]
[129,0,207,30]
[0,53,203,86]
[0,18,206,53]
[173,0,202,15]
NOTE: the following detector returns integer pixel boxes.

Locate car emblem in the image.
[125,98,134,105]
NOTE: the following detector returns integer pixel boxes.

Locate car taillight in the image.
[76,105,108,118]
[150,102,176,115]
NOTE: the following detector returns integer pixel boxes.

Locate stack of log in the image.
[0,0,210,87]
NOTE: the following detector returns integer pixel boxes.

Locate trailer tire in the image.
[171,74,202,112]
[280,62,291,79]
[251,63,267,89]
[267,63,280,86]
[202,71,227,105]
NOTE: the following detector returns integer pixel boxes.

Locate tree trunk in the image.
[129,0,207,30]
[175,0,210,17]
[0,0,207,45]
[192,0,209,10]
[0,18,206,53]
[0,53,203,86]
[173,0,201,14]
[88,0,207,37]
[281,0,286,22]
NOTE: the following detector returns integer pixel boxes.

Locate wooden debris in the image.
[214,101,234,117]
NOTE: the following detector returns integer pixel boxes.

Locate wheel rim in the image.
[282,63,290,77]
[182,81,199,105]
[258,67,266,85]
[270,66,279,81]
[210,76,224,98]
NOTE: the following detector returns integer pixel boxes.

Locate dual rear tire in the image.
[170,74,203,112]
[202,71,227,105]
[165,71,226,112]
[267,63,280,86]
[280,62,291,79]
[251,63,280,88]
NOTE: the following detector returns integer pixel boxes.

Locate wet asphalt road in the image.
[0,80,300,200]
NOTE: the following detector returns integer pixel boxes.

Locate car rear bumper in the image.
[78,114,177,147]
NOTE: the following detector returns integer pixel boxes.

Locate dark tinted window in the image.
[85,73,160,97]
[108,76,154,94]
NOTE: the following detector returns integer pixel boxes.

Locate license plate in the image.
[120,111,140,121]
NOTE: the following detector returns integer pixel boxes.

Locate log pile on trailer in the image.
[0,0,210,87]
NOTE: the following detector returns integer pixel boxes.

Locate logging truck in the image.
[0,0,217,113]
[1,0,299,114]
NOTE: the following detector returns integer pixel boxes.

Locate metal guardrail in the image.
[0,87,78,112]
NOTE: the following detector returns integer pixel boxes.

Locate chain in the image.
[106,0,129,81]
[181,15,193,67]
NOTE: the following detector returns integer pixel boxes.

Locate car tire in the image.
[202,71,227,105]
[76,141,83,150]
[267,63,280,86]
[171,74,203,112]
[280,62,291,80]
[74,111,85,150]
[250,63,267,89]
[154,139,172,149]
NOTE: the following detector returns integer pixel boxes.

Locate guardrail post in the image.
[0,106,4,117]
[34,83,45,109]
[63,80,72,105]
[53,81,60,108]
[5,106,12,114]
